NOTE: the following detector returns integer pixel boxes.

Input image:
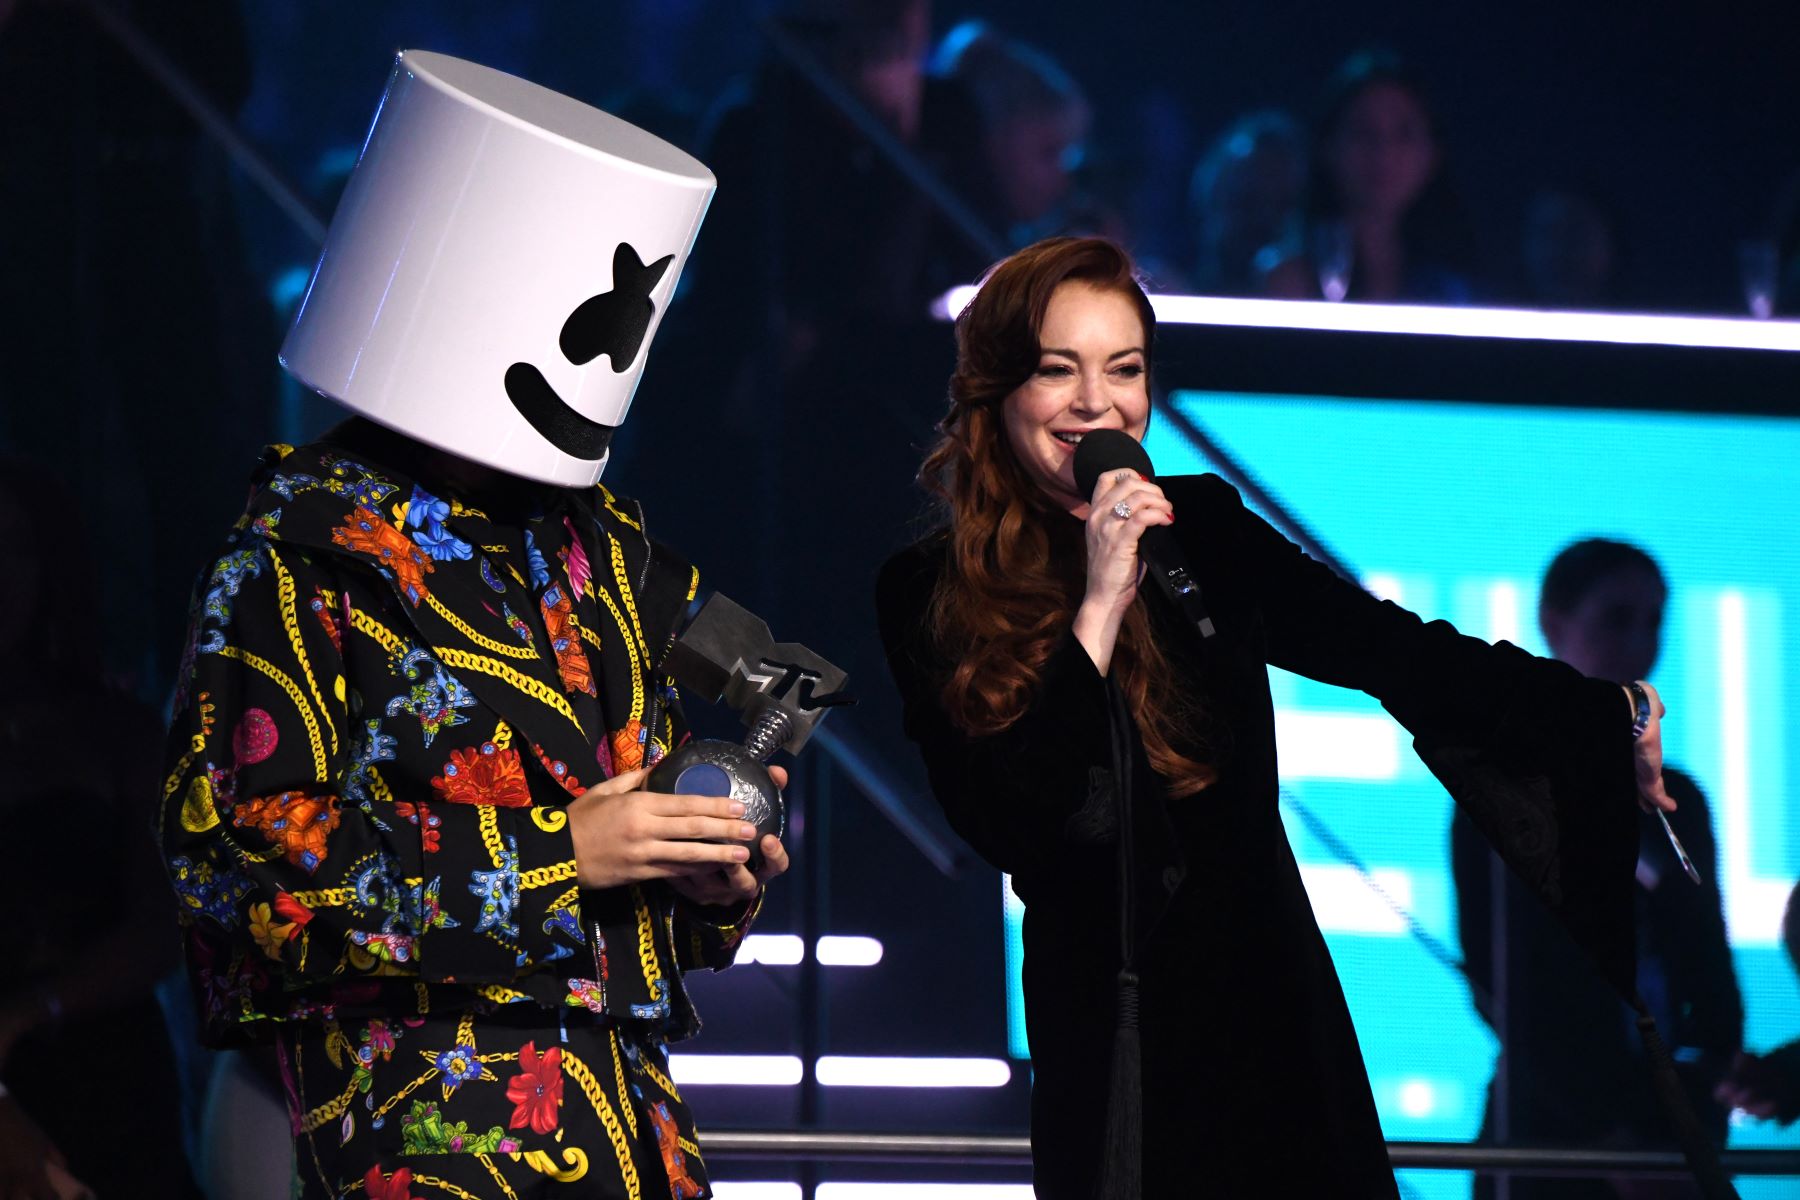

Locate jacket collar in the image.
[241,425,681,780]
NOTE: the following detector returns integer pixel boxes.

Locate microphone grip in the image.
[1138,524,1181,567]
[1073,430,1215,638]
[1137,525,1216,639]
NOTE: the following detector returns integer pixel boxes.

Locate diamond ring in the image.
[1112,500,1133,520]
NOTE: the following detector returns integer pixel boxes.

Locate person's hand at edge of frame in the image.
[1629,680,1674,814]
[1714,1048,1800,1125]
[0,1093,85,1200]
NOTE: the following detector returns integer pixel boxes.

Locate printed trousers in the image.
[280,1007,710,1199]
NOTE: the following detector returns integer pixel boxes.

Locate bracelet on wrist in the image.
[1625,680,1653,740]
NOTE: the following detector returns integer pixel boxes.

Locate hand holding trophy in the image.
[649,594,855,871]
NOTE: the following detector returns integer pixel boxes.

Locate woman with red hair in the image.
[875,236,1671,1196]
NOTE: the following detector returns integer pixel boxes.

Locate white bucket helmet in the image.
[280,50,715,486]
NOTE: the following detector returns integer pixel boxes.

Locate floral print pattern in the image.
[430,742,531,808]
[283,1010,706,1197]
[401,484,474,563]
[504,1040,563,1135]
[232,790,342,872]
[332,505,434,607]
[539,582,597,698]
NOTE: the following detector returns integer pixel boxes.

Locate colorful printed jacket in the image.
[160,424,758,1046]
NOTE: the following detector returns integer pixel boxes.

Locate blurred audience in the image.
[1261,50,1477,303]
[1521,185,1625,309]
[673,0,980,368]
[1454,539,1742,1199]
[1764,165,1800,317]
[930,20,1091,245]
[1113,90,1201,286]
[616,0,983,718]
[1189,109,1306,296]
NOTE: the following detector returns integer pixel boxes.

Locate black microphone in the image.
[1073,430,1216,639]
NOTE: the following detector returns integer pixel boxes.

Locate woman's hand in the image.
[567,767,763,890]
[1072,469,1173,673]
[1715,1049,1800,1124]
[1628,680,1674,813]
[0,1095,69,1200]
[667,766,793,909]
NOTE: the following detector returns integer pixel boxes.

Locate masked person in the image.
[159,52,786,1199]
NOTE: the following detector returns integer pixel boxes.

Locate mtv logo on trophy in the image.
[648,594,855,870]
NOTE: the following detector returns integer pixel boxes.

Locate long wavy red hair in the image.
[920,236,1216,797]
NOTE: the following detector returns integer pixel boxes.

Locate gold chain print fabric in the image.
[160,435,759,1196]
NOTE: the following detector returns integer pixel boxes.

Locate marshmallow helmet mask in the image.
[281,51,714,487]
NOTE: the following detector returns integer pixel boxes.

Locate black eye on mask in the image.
[503,242,673,461]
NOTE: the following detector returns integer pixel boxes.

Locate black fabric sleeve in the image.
[875,544,1113,880]
[1178,473,1642,998]
[1174,473,1627,753]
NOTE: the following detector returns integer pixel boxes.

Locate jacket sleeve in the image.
[1182,474,1627,749]
[1189,473,1642,997]
[875,544,1116,881]
[160,534,585,995]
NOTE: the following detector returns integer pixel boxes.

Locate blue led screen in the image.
[1002,389,1800,1198]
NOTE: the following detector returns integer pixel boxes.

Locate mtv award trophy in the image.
[648,594,854,869]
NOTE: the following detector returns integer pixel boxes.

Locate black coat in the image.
[876,474,1639,1198]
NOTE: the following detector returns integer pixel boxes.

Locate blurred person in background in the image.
[1110,90,1200,288]
[930,19,1092,246]
[1454,538,1742,1199]
[0,461,195,1198]
[1261,50,1478,303]
[1714,880,1800,1124]
[679,0,975,358]
[1188,110,1306,296]
[622,0,990,723]
[1762,165,1800,316]
[1520,184,1626,310]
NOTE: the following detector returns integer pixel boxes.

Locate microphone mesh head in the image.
[1073,429,1156,502]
